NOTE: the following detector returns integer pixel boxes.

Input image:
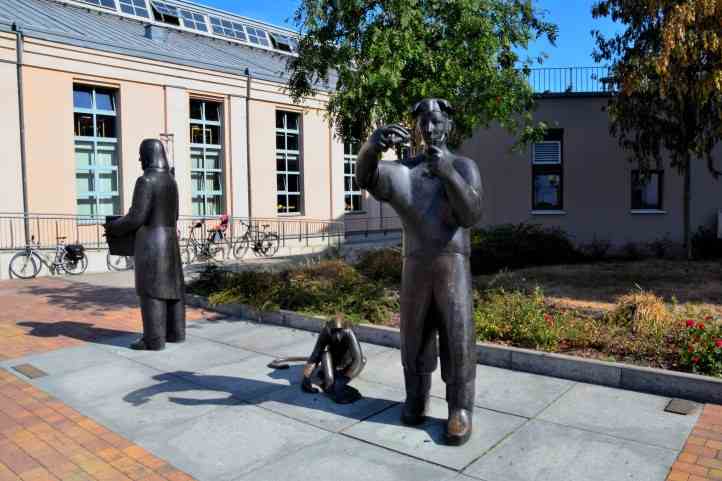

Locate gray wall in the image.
[459,95,722,246]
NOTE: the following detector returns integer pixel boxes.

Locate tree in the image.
[287,0,557,146]
[592,0,722,258]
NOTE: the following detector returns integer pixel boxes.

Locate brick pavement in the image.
[0,276,219,481]
[666,404,722,481]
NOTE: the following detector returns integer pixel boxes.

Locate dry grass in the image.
[475,259,722,315]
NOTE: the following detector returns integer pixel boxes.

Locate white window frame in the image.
[190,99,224,217]
[276,111,303,215]
[343,141,363,213]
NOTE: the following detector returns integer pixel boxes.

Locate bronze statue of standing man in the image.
[106,139,186,351]
[356,99,483,445]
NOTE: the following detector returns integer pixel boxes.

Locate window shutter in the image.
[533,141,561,164]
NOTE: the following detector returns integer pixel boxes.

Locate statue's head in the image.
[412,98,453,148]
[139,139,170,171]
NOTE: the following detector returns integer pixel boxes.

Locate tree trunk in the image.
[683,157,692,260]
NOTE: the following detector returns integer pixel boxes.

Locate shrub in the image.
[692,225,722,259]
[620,242,645,261]
[647,236,674,259]
[606,289,672,340]
[677,317,722,376]
[470,223,581,275]
[579,237,612,261]
[475,287,560,350]
[355,248,403,283]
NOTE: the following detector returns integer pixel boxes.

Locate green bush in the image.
[692,225,722,259]
[470,223,581,275]
[355,248,403,283]
[475,287,561,350]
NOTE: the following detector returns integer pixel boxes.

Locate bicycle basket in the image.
[65,244,85,260]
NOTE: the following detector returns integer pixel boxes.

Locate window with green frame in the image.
[73,85,120,218]
[276,111,302,214]
[190,99,224,217]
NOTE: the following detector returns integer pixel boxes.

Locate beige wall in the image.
[0,33,24,214]
[459,95,722,245]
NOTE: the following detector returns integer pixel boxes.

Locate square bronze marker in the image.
[665,398,699,415]
[12,364,48,379]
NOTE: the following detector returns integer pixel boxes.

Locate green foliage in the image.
[355,248,403,283]
[475,287,561,350]
[470,223,580,274]
[288,0,557,145]
[677,317,722,377]
[691,225,722,259]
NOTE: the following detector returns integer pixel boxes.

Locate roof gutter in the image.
[12,23,30,246]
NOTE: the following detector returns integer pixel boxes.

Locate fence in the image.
[526,66,613,95]
[344,216,403,239]
[0,213,345,251]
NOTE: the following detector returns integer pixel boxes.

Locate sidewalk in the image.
[0,273,719,481]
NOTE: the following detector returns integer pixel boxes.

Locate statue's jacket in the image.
[109,168,184,300]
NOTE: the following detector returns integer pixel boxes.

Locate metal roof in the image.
[0,0,322,86]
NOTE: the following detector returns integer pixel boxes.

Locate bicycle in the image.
[107,253,134,271]
[181,219,229,265]
[232,220,280,259]
[9,236,88,279]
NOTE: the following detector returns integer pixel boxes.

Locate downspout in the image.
[13,23,30,246]
[244,68,252,218]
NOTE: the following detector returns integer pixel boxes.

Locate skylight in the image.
[150,0,180,25]
[180,10,207,32]
[118,0,149,17]
[245,25,269,47]
[77,0,116,9]
[209,16,247,42]
[269,32,295,52]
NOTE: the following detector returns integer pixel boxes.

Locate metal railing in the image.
[344,215,403,239]
[526,66,613,95]
[0,213,345,251]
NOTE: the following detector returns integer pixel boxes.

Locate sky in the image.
[199,0,623,68]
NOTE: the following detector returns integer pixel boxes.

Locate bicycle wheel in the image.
[61,252,88,275]
[107,253,133,271]
[258,233,280,258]
[209,242,227,262]
[9,251,41,279]
[181,245,196,265]
[232,236,251,260]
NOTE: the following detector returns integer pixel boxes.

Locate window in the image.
[269,32,295,52]
[631,170,663,210]
[150,0,179,25]
[118,0,148,17]
[77,0,116,9]
[245,26,270,46]
[209,17,247,41]
[190,99,224,217]
[73,85,120,218]
[344,141,363,212]
[532,129,563,211]
[276,111,302,214]
[180,10,208,32]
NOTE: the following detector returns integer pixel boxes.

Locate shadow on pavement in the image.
[17,321,137,344]
[19,282,139,314]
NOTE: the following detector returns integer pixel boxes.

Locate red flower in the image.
[716,339,722,348]
[686,319,696,327]
[692,356,700,364]
[705,315,713,321]
[688,345,695,353]
[698,323,705,330]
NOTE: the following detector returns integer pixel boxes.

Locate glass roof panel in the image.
[180,10,208,31]
[118,0,148,17]
[77,0,117,9]
[150,0,178,18]
[208,16,246,41]
[245,25,269,46]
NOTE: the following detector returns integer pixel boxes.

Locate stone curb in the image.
[187,294,722,405]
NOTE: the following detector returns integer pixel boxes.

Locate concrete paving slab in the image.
[358,349,445,397]
[220,324,322,355]
[342,396,527,471]
[135,401,331,481]
[128,338,257,373]
[174,353,299,402]
[82,376,237,439]
[463,419,679,481]
[0,344,124,377]
[256,378,404,432]
[233,434,455,481]
[473,364,575,418]
[186,319,261,342]
[31,358,163,405]
[537,383,699,450]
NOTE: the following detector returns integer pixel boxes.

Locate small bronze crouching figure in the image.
[268,317,366,404]
[105,139,186,351]
[356,99,483,445]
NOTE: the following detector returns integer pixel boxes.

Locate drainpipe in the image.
[244,68,252,218]
[13,23,30,246]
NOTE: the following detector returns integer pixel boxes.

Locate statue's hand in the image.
[302,377,319,394]
[371,124,410,151]
[426,145,455,178]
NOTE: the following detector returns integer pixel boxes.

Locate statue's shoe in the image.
[130,338,165,351]
[445,408,472,446]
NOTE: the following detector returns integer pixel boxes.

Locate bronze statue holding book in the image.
[105,139,185,351]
